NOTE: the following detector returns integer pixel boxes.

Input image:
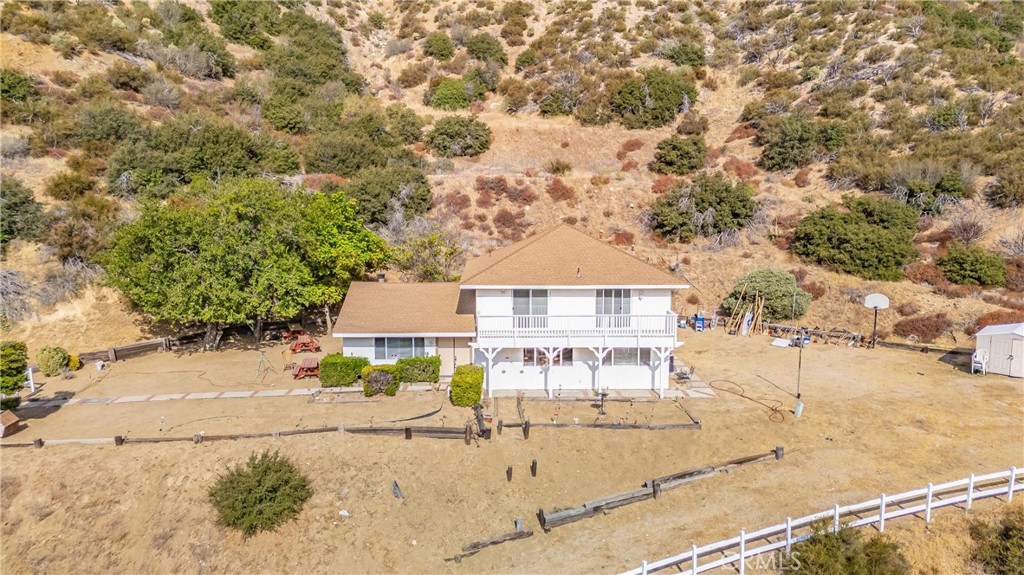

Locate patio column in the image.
[479,348,501,398]
[588,347,612,395]
[653,347,674,399]
[539,347,564,399]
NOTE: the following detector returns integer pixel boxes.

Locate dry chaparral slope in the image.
[0,1,1023,572]
[0,330,1021,574]
[0,0,1022,354]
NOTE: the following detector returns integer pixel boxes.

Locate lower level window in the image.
[603,348,653,366]
[523,348,574,367]
[374,337,429,360]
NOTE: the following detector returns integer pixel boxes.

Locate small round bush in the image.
[425,116,492,158]
[209,450,312,537]
[67,354,81,371]
[38,346,70,377]
[450,364,483,407]
[424,32,453,61]
[466,33,507,66]
[45,171,95,201]
[938,242,1007,286]
[515,49,536,71]
[430,78,470,110]
[651,135,707,175]
[0,69,37,102]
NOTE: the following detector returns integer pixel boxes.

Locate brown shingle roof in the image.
[333,282,475,336]
[460,224,689,287]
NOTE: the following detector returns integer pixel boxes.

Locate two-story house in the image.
[332,225,689,397]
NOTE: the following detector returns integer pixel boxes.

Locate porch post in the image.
[653,348,673,399]
[480,348,501,398]
[539,347,563,399]
[588,347,611,394]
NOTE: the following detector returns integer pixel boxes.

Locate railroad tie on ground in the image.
[445,525,534,563]
[538,446,785,531]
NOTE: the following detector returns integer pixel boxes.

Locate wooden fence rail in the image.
[1,423,475,449]
[622,466,1021,575]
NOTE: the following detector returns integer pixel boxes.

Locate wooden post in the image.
[497,420,503,435]
[405,427,412,440]
[192,433,203,444]
[108,348,117,362]
[774,445,784,460]
[531,459,538,477]
[925,483,933,522]
[879,494,886,532]
[523,419,530,440]
[114,435,124,446]
[337,423,345,436]
[652,481,662,499]
[464,424,472,445]
[506,466,513,482]
[1008,467,1017,503]
[33,438,43,449]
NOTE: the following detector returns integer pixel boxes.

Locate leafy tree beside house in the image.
[0,340,28,410]
[102,178,388,348]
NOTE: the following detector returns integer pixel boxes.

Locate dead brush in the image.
[545,177,576,204]
[616,138,644,160]
[946,206,990,244]
[893,312,953,343]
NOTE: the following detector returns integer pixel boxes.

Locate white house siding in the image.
[474,348,670,393]
[341,337,438,365]
[475,288,673,316]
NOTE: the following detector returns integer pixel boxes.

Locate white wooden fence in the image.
[622,466,1020,575]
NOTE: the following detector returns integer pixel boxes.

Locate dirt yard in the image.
[1,329,1021,574]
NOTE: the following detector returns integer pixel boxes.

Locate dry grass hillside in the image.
[1,0,1023,355]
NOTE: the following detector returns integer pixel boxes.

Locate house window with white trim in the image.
[374,337,430,360]
[523,348,573,367]
[602,348,652,366]
[513,289,548,315]
[596,289,631,315]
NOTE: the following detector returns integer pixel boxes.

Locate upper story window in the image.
[596,289,631,315]
[513,289,548,315]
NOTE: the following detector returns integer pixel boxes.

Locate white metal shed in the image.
[974,323,1024,378]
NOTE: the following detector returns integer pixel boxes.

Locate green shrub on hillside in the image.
[792,196,918,281]
[44,171,95,201]
[466,33,506,66]
[107,114,298,197]
[0,177,45,252]
[0,70,37,102]
[611,68,696,129]
[756,113,818,171]
[424,32,454,60]
[74,102,141,145]
[208,450,312,537]
[384,104,426,145]
[651,135,707,175]
[396,356,441,383]
[343,166,432,226]
[663,41,705,66]
[262,97,306,134]
[209,0,281,50]
[450,364,483,407]
[938,243,1006,286]
[721,269,811,322]
[649,172,756,243]
[38,346,69,377]
[105,62,151,91]
[515,49,536,71]
[318,354,368,387]
[425,116,492,158]
[987,165,1024,209]
[463,66,498,101]
[429,78,470,110]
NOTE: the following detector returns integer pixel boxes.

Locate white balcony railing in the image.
[475,314,678,341]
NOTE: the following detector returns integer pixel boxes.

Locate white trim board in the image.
[460,284,690,290]
[333,332,476,338]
